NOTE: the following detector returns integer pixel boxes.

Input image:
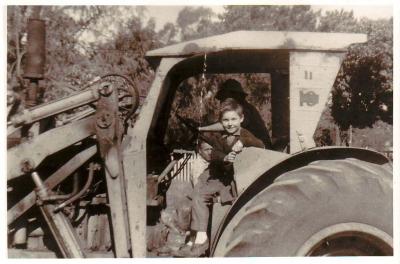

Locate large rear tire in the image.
[213,158,393,256]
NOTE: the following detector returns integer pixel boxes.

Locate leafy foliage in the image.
[157,22,178,45]
[176,6,220,41]
[329,17,393,129]
[221,5,318,32]
[7,6,158,107]
[317,10,360,33]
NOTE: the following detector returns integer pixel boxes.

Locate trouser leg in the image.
[191,178,225,232]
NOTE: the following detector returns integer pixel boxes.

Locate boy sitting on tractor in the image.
[174,98,264,257]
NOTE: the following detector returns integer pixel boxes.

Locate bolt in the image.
[21,159,34,173]
[91,163,102,171]
[35,197,43,206]
[27,131,35,141]
[96,112,113,128]
[63,207,72,216]
[98,82,113,97]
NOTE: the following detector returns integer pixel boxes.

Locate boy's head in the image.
[197,139,213,162]
[219,98,244,135]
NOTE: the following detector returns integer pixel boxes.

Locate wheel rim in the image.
[296,222,393,256]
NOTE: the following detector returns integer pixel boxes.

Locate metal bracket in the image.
[95,82,131,257]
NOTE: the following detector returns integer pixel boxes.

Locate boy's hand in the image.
[224,151,237,163]
[232,140,244,153]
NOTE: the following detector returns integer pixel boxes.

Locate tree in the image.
[175,6,221,41]
[317,9,360,33]
[220,5,318,32]
[7,6,108,102]
[7,6,158,108]
[157,22,178,45]
[42,6,105,95]
[329,16,392,129]
[95,11,158,97]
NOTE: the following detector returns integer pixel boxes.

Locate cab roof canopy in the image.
[146,31,367,58]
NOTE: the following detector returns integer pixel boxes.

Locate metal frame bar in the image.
[10,85,100,127]
[104,146,131,257]
[31,172,86,258]
[95,84,131,257]
[8,145,97,225]
[39,203,86,257]
[8,116,95,180]
[123,58,183,257]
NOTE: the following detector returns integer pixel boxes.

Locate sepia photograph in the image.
[4,1,396,259]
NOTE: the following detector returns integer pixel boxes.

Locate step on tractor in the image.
[7,23,393,258]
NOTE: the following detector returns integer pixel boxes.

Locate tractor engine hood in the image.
[234,147,289,194]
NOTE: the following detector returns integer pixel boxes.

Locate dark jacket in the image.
[208,127,265,162]
[241,101,272,149]
[205,128,264,194]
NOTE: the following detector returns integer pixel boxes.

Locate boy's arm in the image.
[211,148,228,161]
[202,132,228,161]
[240,129,265,149]
[198,122,224,132]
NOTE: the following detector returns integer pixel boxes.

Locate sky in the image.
[145,5,393,31]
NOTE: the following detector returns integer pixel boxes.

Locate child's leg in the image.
[191,178,226,233]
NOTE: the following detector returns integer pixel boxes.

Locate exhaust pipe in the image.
[24,19,45,108]
[24,19,45,79]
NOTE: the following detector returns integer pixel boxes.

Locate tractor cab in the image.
[144,31,367,154]
[124,31,369,256]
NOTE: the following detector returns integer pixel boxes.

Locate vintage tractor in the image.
[7,26,393,257]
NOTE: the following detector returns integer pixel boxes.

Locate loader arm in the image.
[7,75,137,258]
[8,116,96,180]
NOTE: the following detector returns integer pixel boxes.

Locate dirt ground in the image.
[147,179,194,257]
